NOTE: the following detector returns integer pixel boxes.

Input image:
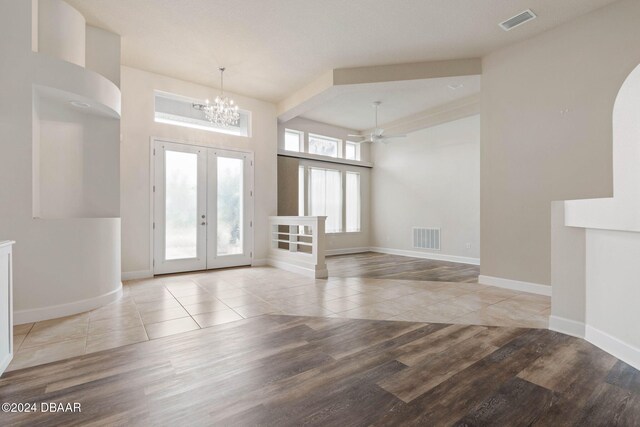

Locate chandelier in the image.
[193,67,240,127]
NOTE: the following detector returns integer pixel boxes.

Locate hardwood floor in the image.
[1,314,638,426]
[327,252,480,283]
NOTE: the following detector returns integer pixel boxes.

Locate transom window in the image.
[345,141,361,161]
[284,129,303,152]
[282,129,366,162]
[308,134,340,158]
[154,91,250,137]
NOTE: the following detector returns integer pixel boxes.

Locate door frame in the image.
[152,140,207,275]
[206,148,254,269]
[149,137,254,276]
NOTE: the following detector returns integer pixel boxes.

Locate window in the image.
[154,91,251,137]
[285,129,303,152]
[308,167,342,233]
[308,134,340,158]
[298,165,305,216]
[346,172,361,232]
[345,141,361,160]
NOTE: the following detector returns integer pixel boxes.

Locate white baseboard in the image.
[252,258,268,266]
[586,325,640,371]
[549,315,585,338]
[122,270,153,281]
[326,247,370,256]
[14,285,124,324]
[369,247,480,266]
[267,258,328,279]
[478,274,551,296]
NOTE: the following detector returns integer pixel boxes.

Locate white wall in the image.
[370,115,480,262]
[120,66,277,274]
[37,0,85,66]
[37,95,120,218]
[585,229,640,351]
[85,25,121,87]
[277,117,371,253]
[481,0,640,286]
[0,0,123,323]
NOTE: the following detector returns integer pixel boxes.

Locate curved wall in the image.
[11,218,122,323]
[0,0,122,323]
[34,55,121,117]
[37,0,86,66]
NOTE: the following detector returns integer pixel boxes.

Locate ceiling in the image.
[67,0,617,103]
[300,76,480,131]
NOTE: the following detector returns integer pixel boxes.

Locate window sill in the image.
[278,150,373,168]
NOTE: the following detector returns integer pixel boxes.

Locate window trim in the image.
[277,150,372,168]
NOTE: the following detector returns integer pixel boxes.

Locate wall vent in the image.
[413,227,440,250]
[499,9,537,31]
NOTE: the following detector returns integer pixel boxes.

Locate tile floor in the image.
[7,266,550,371]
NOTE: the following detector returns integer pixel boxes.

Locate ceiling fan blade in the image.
[381,134,407,139]
[347,134,366,139]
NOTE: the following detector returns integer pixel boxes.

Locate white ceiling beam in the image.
[276,71,336,122]
[357,94,480,136]
[277,58,481,122]
[333,58,482,86]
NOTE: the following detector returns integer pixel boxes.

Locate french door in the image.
[153,140,253,275]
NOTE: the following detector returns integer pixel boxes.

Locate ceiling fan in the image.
[348,101,406,144]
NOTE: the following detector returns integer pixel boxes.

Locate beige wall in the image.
[277,156,299,216]
[371,115,480,261]
[481,0,640,285]
[120,66,277,273]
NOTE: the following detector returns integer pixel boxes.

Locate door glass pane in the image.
[165,150,198,260]
[217,157,244,256]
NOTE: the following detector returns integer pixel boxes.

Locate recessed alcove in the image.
[32,85,120,219]
[0,0,125,324]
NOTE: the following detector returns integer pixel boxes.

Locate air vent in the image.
[413,227,440,250]
[499,9,537,31]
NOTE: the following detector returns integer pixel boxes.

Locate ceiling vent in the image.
[499,9,537,31]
